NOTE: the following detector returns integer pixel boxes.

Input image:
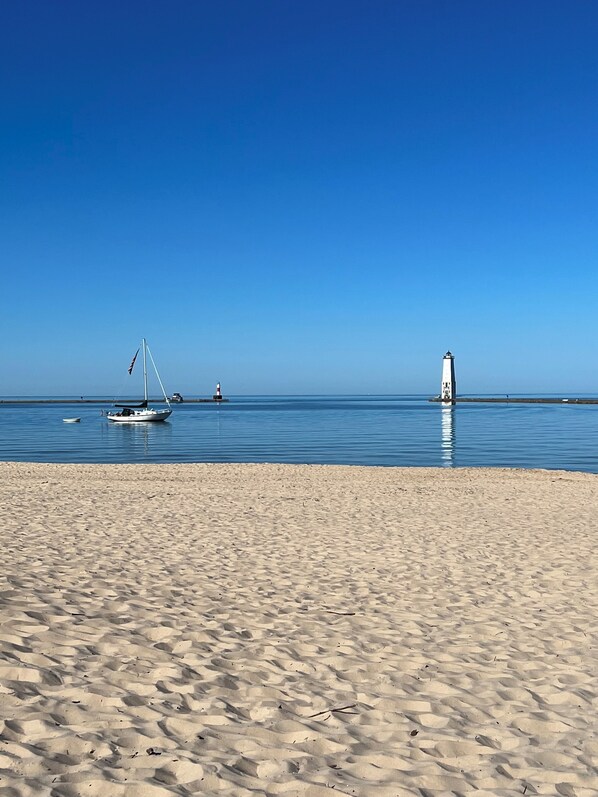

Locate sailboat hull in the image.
[107,408,172,423]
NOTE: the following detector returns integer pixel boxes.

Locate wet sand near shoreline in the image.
[0,462,597,796]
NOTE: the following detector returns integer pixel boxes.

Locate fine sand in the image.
[0,462,597,797]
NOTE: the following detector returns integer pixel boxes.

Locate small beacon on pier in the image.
[213,382,223,401]
[441,351,456,403]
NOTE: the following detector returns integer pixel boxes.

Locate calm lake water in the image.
[1,395,598,472]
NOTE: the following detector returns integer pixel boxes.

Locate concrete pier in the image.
[429,397,598,405]
[0,398,229,405]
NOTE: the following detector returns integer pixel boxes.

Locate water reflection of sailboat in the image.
[441,406,455,466]
[106,418,172,458]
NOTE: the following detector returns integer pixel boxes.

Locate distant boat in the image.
[63,418,81,423]
[106,338,172,423]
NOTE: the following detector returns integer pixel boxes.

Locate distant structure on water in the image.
[441,351,456,404]
[213,382,223,401]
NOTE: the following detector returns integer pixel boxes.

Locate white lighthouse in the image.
[441,351,456,403]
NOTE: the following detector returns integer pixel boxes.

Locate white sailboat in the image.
[106,338,172,423]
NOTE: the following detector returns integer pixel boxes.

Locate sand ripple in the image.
[0,463,597,795]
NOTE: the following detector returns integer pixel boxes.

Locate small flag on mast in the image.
[128,349,139,375]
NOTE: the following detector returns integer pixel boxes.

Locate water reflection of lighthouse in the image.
[441,406,455,466]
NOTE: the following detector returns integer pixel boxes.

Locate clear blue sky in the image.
[1,1,597,395]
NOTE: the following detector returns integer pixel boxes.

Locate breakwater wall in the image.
[0,399,229,405]
[429,397,598,405]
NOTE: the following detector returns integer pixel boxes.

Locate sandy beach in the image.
[0,462,597,796]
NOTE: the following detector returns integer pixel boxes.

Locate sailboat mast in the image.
[142,338,148,402]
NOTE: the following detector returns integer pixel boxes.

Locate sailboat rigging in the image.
[106,338,173,423]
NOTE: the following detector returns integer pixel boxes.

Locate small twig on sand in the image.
[325,610,356,616]
[308,704,358,718]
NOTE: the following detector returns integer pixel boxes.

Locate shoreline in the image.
[1,462,596,795]
[1,459,595,470]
